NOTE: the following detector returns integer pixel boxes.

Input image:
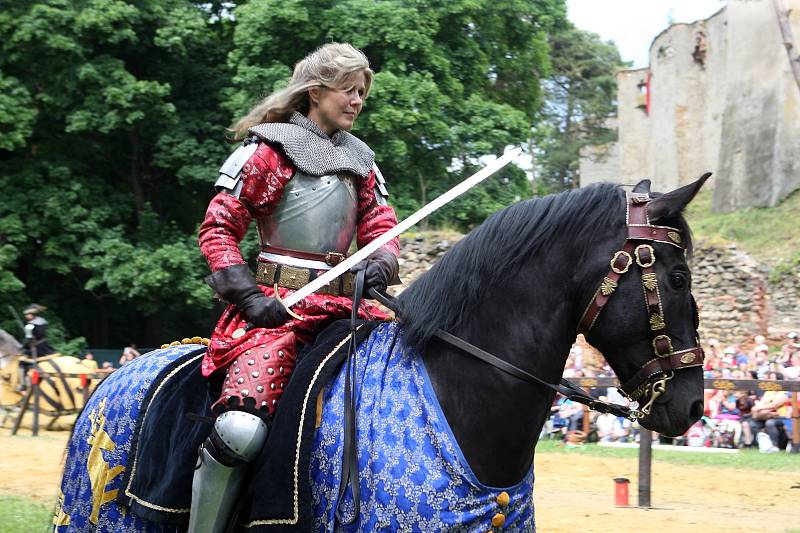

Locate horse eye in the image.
[670,273,688,290]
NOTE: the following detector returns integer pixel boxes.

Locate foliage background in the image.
[0,0,621,348]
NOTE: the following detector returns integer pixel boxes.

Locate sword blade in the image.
[283,147,522,307]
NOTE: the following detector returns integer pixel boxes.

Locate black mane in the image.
[396,182,693,349]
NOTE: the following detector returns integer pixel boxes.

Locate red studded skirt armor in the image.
[203,286,390,416]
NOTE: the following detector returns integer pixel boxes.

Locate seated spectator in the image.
[595,408,632,443]
[752,346,771,379]
[708,389,742,448]
[598,362,614,377]
[730,345,749,366]
[101,361,115,373]
[783,365,800,380]
[778,332,799,368]
[749,388,792,452]
[555,398,585,434]
[685,420,710,447]
[735,390,756,447]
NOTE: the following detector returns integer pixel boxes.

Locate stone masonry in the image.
[580,0,800,213]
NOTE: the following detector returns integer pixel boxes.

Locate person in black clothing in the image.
[22,304,55,357]
[16,304,56,391]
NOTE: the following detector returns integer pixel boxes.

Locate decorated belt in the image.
[255,261,355,297]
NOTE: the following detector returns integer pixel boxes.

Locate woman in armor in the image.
[189,43,400,533]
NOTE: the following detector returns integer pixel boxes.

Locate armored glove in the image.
[350,248,400,294]
[205,264,290,328]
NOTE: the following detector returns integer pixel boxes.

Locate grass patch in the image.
[535,439,800,471]
[684,188,800,267]
[0,495,53,533]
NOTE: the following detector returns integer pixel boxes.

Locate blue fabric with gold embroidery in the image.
[56,344,206,532]
[310,322,536,532]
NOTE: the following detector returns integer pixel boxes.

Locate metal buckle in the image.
[610,251,632,274]
[635,244,655,268]
[638,371,674,415]
[652,334,673,357]
[324,252,346,266]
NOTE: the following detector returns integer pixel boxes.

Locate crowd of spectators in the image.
[546,332,798,452]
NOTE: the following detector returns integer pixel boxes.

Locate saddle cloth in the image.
[308,321,536,532]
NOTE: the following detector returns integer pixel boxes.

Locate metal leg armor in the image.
[188,410,268,533]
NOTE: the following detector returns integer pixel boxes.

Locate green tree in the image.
[0,0,567,348]
[227,0,567,223]
[0,0,235,347]
[535,26,624,193]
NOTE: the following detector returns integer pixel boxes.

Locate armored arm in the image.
[352,164,401,290]
[355,164,400,256]
[198,141,294,272]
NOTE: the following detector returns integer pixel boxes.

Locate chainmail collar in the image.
[248,112,374,178]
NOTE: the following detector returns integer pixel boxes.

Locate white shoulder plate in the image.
[373,163,389,206]
[214,142,259,198]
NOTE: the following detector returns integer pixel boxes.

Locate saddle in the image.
[119,319,379,529]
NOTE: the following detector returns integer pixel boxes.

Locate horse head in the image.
[579,174,710,436]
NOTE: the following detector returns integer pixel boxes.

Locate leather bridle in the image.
[577,192,704,417]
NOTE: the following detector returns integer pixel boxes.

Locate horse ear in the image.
[647,173,711,222]
[632,179,651,194]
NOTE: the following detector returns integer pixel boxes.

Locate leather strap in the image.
[619,347,705,396]
[578,240,635,333]
[627,225,684,247]
[262,245,346,266]
[335,269,365,525]
[370,289,636,420]
[255,261,355,296]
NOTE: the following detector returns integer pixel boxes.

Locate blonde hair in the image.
[230,42,374,141]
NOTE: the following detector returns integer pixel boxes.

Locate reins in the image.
[334,269,365,525]
[371,289,635,420]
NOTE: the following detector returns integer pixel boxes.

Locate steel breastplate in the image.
[257,170,358,255]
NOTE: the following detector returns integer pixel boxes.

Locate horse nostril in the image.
[690,400,704,421]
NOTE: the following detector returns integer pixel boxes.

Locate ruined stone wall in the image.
[715,0,800,211]
[395,233,799,348]
[691,244,769,342]
[580,1,800,211]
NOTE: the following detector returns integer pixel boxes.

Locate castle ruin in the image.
[580,0,800,212]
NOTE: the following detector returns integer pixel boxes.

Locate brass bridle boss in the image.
[578,192,705,419]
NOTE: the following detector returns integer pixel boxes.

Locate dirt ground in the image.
[1,425,799,532]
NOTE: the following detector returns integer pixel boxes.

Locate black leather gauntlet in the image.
[349,248,400,294]
[205,264,290,328]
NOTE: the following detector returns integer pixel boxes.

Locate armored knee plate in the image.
[213,410,269,463]
[188,411,268,533]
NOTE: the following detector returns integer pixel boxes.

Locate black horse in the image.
[55,177,708,532]
[398,176,707,487]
